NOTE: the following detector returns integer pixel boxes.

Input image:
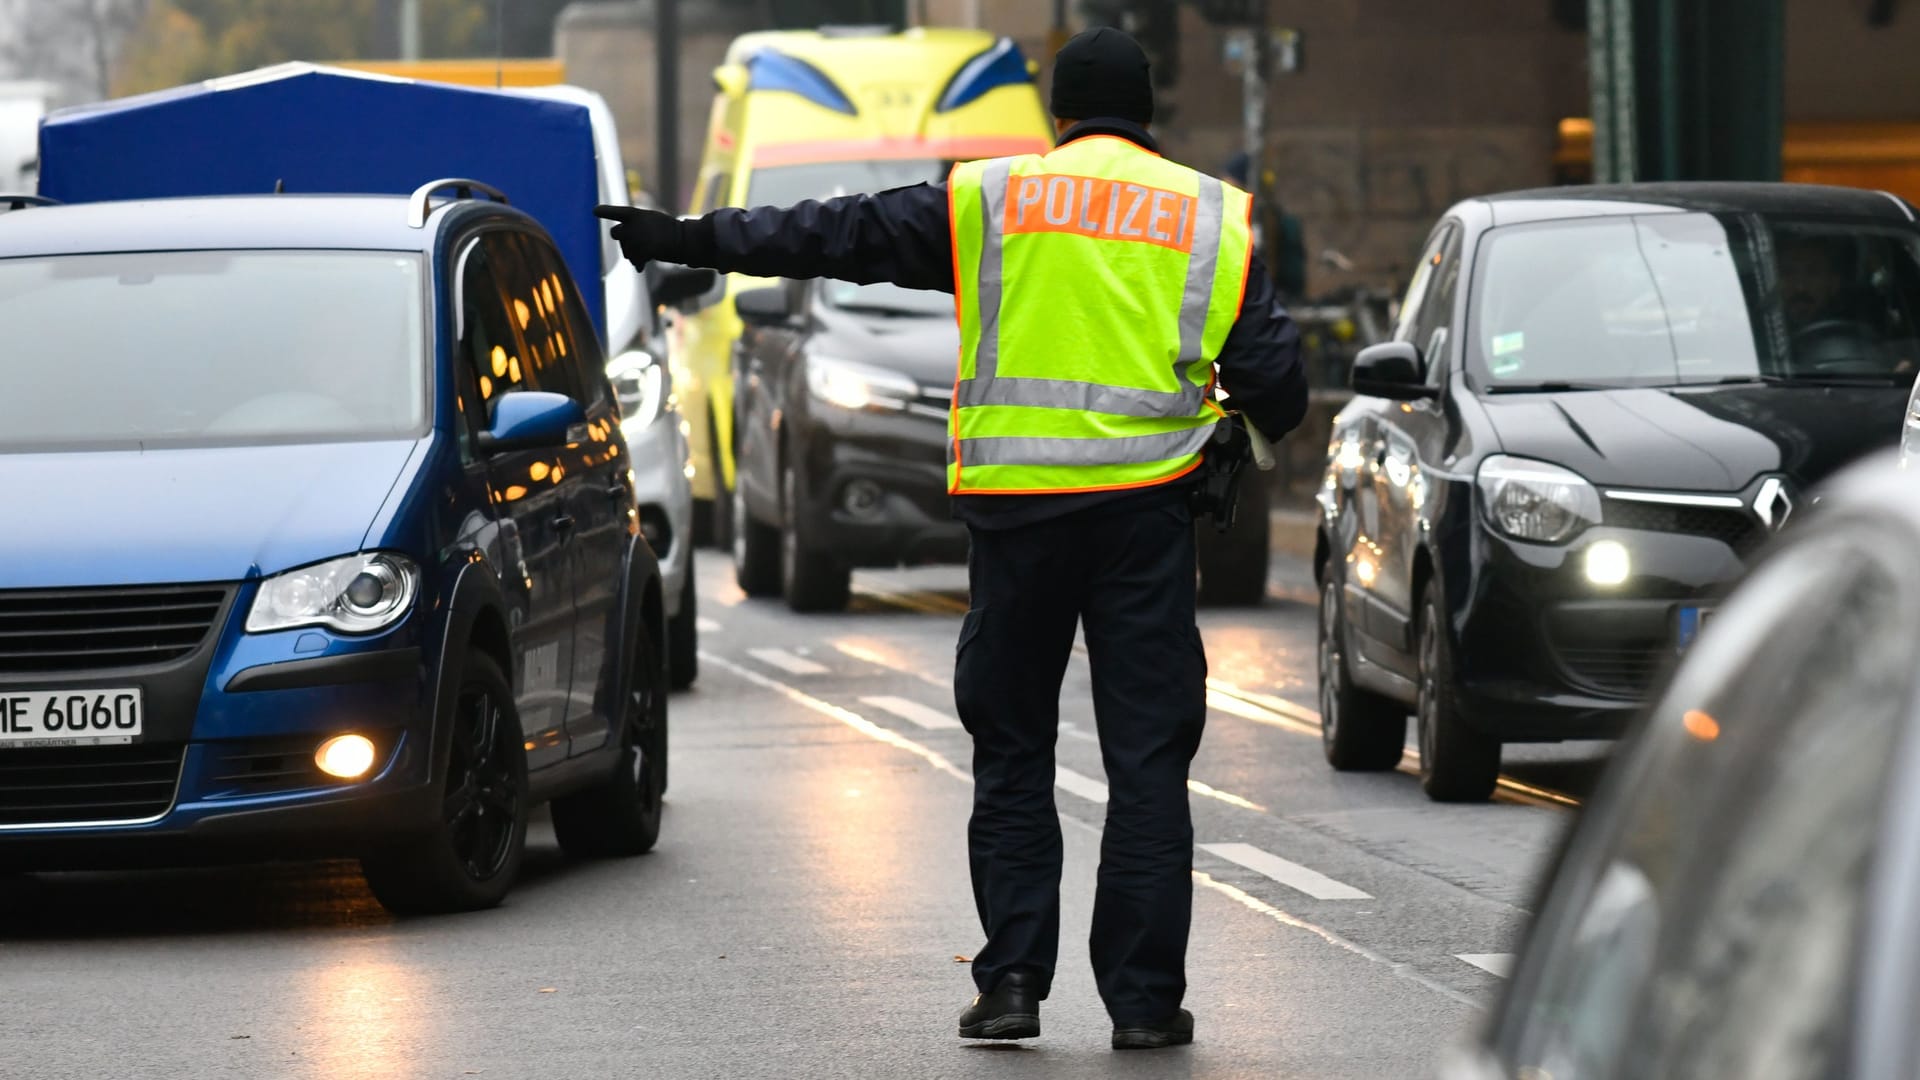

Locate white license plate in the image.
[0,688,144,748]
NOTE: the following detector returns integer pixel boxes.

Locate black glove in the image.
[594,204,685,270]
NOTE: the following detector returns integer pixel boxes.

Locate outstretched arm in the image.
[596,182,956,294]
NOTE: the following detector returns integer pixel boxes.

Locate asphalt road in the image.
[0,549,1611,1079]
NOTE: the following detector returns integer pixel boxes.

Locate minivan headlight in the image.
[608,349,667,429]
[247,553,420,635]
[1476,455,1601,543]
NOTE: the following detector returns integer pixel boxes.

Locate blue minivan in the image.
[0,183,670,913]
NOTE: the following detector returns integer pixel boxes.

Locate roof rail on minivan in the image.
[0,195,59,211]
[406,178,509,228]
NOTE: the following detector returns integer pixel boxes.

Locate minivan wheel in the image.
[362,651,528,915]
[780,462,850,613]
[1415,583,1501,803]
[552,619,668,858]
[667,567,698,690]
[706,414,733,550]
[1318,575,1407,771]
[732,469,781,596]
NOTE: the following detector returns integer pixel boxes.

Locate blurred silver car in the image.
[512,84,706,688]
[1445,460,1920,1080]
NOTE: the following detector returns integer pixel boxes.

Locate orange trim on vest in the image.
[946,165,968,487]
[1002,172,1196,253]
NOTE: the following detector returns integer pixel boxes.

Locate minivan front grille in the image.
[0,585,228,673]
[0,742,184,826]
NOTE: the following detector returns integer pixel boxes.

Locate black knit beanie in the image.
[1049,27,1154,126]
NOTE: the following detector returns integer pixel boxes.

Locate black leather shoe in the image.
[957,971,1041,1040]
[1112,1008,1194,1050]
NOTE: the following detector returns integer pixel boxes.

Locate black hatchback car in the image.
[1316,183,1920,802]
[728,278,965,612]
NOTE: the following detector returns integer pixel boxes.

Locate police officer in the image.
[597,27,1307,1051]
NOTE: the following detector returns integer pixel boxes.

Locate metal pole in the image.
[1244,1,1270,218]
[656,0,682,210]
[400,0,421,61]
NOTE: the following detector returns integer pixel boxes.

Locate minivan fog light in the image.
[315,734,377,779]
[1585,540,1631,586]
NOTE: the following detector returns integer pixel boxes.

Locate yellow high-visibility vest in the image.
[946,135,1254,495]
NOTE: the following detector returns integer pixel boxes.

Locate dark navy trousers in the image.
[954,500,1208,1025]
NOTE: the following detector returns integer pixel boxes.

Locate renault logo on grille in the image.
[1753,476,1796,531]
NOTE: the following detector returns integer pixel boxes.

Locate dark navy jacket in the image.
[674,119,1310,529]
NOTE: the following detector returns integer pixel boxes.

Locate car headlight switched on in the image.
[806,355,919,411]
[1476,455,1602,544]
[607,349,667,429]
[246,552,420,635]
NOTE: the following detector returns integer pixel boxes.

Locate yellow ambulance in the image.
[673,26,1053,540]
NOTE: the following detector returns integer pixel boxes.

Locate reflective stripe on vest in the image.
[947,136,1253,495]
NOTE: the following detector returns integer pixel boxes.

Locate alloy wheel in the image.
[444,687,520,882]
[1318,581,1342,753]
[1417,606,1440,768]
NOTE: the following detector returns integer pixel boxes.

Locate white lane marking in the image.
[833,640,953,690]
[748,648,827,676]
[1198,842,1373,901]
[706,649,1475,1011]
[1187,779,1267,812]
[1194,871,1479,1009]
[1055,765,1109,804]
[695,617,723,634]
[860,695,963,731]
[1456,954,1515,978]
[702,652,968,783]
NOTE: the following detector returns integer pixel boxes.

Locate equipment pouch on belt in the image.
[1192,416,1255,532]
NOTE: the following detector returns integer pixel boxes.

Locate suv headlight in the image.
[608,349,667,429]
[1476,455,1601,543]
[246,553,420,635]
[806,355,919,411]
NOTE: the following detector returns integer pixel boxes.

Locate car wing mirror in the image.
[477,391,587,454]
[735,284,798,328]
[1352,341,1438,400]
[647,261,719,313]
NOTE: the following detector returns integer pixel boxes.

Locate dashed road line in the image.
[747,648,827,676]
[1199,842,1374,901]
[1187,779,1266,812]
[1455,954,1515,978]
[706,649,1483,1010]
[859,695,963,731]
[1055,765,1110,804]
[695,616,724,634]
[832,640,952,690]
[1194,871,1481,1009]
[701,652,967,783]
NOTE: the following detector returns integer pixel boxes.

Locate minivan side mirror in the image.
[735,285,797,327]
[477,391,586,454]
[1352,341,1438,400]
[647,262,718,311]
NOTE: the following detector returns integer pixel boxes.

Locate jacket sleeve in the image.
[1217,254,1311,442]
[678,182,955,293]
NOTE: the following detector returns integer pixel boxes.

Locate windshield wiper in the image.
[1482,380,1622,394]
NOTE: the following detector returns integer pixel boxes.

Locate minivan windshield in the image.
[1470,212,1920,390]
[0,250,426,451]
[746,159,951,206]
